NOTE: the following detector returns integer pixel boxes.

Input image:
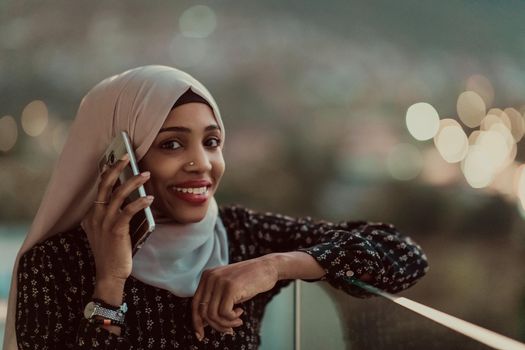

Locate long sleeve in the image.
[220,205,429,298]
[75,319,132,349]
[15,235,132,349]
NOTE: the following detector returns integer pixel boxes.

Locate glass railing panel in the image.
[298,280,523,350]
[0,225,27,347]
[260,284,295,350]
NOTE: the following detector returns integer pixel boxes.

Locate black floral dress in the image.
[15,205,428,349]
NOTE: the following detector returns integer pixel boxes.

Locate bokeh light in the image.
[0,115,18,152]
[484,108,511,129]
[503,107,525,142]
[516,164,525,211]
[420,148,460,186]
[476,130,511,171]
[468,130,481,145]
[488,161,518,199]
[480,114,501,131]
[517,201,525,221]
[386,143,423,181]
[433,119,468,163]
[461,145,494,188]
[457,91,486,128]
[465,74,494,107]
[52,122,69,154]
[409,86,525,198]
[179,5,217,38]
[21,100,48,137]
[488,123,515,162]
[405,102,440,141]
[169,34,209,68]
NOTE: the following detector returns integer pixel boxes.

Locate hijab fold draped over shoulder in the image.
[3,65,228,350]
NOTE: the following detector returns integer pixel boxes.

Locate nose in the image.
[184,145,212,173]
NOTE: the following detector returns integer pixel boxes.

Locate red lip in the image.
[173,180,212,188]
[173,191,209,204]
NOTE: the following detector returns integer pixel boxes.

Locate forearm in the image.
[265,251,373,282]
[265,251,326,281]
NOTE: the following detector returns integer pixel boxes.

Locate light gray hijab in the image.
[4,65,229,350]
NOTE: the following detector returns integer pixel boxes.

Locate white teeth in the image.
[173,186,208,195]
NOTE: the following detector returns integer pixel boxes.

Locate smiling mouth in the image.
[169,185,211,204]
[171,186,210,195]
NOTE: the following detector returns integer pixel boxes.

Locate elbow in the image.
[411,242,430,279]
[390,246,429,293]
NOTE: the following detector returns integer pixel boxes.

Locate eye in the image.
[205,137,222,148]
[161,140,182,150]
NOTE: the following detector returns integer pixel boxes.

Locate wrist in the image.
[93,278,126,306]
[263,251,326,281]
[263,252,290,281]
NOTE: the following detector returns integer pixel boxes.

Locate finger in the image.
[192,270,210,339]
[94,155,129,219]
[208,280,242,329]
[99,163,109,178]
[217,293,244,329]
[204,312,234,334]
[198,274,234,333]
[234,307,244,319]
[193,272,240,336]
[112,195,154,229]
[218,284,241,322]
[104,172,151,226]
[193,312,206,341]
[199,301,233,333]
[97,154,129,201]
[199,276,223,331]
[206,277,222,325]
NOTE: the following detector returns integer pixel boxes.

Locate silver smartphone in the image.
[98,131,155,256]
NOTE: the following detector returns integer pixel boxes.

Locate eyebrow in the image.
[158,125,221,133]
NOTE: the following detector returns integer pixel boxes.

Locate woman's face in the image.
[139,102,225,223]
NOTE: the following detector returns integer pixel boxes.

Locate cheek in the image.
[212,154,225,179]
[149,166,171,181]
[143,155,182,179]
[140,156,178,192]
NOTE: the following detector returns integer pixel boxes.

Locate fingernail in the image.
[146,195,154,201]
[195,332,203,341]
[227,330,234,336]
[120,154,129,161]
[141,171,150,177]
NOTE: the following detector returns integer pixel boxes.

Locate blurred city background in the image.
[1,1,525,349]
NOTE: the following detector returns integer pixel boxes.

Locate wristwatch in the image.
[83,299,128,325]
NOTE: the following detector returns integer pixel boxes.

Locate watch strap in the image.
[93,305,125,323]
[85,300,128,324]
[92,298,121,311]
[89,317,125,327]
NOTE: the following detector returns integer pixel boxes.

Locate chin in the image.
[172,207,209,224]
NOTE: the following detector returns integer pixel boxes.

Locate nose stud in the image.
[188,161,195,166]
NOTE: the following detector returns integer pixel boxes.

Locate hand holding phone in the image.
[97,131,156,256]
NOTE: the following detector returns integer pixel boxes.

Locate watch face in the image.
[83,301,96,319]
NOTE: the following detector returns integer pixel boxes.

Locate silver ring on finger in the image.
[93,200,108,205]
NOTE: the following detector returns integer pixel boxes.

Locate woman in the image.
[4,65,428,349]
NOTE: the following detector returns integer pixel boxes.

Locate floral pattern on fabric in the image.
[16,205,428,349]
